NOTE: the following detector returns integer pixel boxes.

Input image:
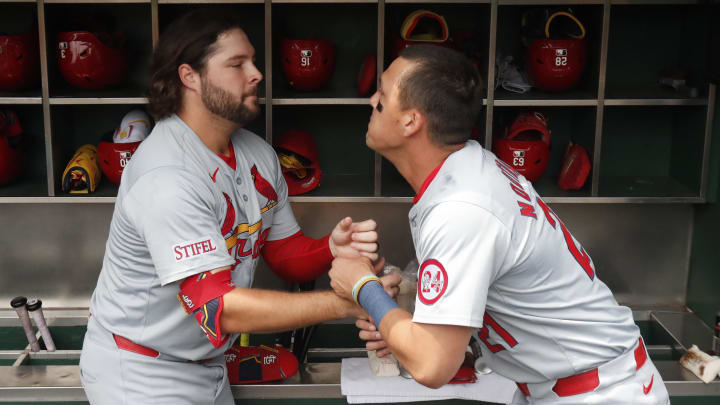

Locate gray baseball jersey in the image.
[89,114,300,361]
[410,140,640,384]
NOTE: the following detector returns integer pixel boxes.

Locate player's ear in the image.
[178,63,201,92]
[401,109,424,138]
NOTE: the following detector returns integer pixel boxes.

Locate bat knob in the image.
[10,296,27,308]
[26,298,42,312]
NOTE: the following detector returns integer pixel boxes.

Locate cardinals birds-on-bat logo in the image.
[250,165,278,213]
[218,166,278,257]
[220,192,236,237]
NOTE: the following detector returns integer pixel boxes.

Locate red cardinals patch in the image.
[418,259,448,305]
[220,193,236,237]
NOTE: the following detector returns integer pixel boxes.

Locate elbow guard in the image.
[178,270,235,348]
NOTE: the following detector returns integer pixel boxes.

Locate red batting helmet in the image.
[557,141,591,190]
[0,110,25,186]
[273,129,322,195]
[493,112,551,183]
[0,32,40,91]
[97,141,141,186]
[357,54,376,96]
[225,344,298,384]
[391,9,454,60]
[97,110,151,185]
[525,11,587,92]
[57,31,127,90]
[282,39,336,92]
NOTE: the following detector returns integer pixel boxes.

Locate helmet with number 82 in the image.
[525,11,587,92]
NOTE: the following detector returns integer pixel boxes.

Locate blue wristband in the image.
[357,280,399,328]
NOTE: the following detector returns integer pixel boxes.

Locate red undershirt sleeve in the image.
[261,231,334,283]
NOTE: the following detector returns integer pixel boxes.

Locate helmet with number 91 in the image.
[282,39,336,92]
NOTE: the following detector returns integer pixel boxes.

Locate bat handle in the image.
[10,297,40,352]
[27,299,56,352]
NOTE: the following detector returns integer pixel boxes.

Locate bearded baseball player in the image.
[79,9,399,404]
[329,45,670,405]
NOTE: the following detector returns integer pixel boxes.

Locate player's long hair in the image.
[397,46,485,146]
[147,8,246,120]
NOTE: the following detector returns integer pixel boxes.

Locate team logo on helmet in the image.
[281,39,336,91]
[524,11,587,93]
[418,259,448,305]
[493,112,551,183]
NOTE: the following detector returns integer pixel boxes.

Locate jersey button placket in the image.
[236,177,249,201]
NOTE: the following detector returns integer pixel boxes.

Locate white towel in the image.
[495,55,532,94]
[341,358,517,404]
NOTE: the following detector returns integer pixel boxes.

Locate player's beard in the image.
[201,75,259,126]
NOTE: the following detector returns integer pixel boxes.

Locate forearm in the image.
[221,287,354,333]
[262,232,334,283]
[378,309,467,388]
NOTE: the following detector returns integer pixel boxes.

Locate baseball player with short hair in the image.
[79,9,397,404]
[329,45,670,404]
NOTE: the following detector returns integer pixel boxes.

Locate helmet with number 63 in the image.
[493,112,551,183]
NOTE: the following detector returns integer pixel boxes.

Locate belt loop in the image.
[516,382,531,397]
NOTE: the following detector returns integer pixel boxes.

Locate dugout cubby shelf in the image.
[273,104,375,197]
[599,105,707,199]
[272,3,378,100]
[491,106,596,198]
[0,105,47,198]
[0,4,42,100]
[604,4,709,104]
[0,0,713,203]
[43,3,153,101]
[493,4,603,102]
[49,104,149,196]
[0,96,42,105]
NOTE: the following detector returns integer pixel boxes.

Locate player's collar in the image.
[216,140,236,171]
[413,159,446,204]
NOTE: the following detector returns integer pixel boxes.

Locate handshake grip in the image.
[366,262,418,377]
